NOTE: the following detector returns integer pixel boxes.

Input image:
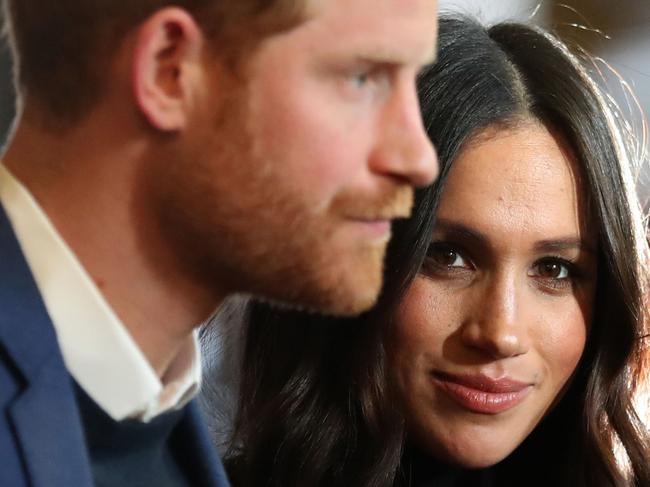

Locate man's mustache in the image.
[330,184,414,221]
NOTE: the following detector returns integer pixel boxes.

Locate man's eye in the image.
[351,71,371,87]
[347,67,392,92]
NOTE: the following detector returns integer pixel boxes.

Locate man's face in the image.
[159,0,439,315]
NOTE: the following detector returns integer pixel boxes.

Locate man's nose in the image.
[369,81,439,188]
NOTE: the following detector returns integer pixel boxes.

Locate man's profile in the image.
[0,0,439,485]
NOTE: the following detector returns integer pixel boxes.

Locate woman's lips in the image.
[432,371,533,415]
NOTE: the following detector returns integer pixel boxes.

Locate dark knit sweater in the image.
[74,383,193,487]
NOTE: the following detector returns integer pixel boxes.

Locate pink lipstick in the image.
[432,371,533,415]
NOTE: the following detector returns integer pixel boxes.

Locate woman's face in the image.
[391,122,597,468]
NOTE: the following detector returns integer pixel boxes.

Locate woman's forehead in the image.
[436,124,595,245]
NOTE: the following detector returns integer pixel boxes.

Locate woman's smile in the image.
[431,371,534,415]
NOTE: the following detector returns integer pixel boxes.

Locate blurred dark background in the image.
[0,7,14,147]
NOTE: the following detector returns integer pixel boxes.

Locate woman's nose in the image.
[460,272,530,360]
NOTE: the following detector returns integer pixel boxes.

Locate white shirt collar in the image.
[0,163,201,422]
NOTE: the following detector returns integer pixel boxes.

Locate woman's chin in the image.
[452,454,506,470]
[428,440,515,470]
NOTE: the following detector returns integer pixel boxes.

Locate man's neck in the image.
[3,113,224,376]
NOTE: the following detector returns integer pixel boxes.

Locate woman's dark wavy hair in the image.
[224,15,650,487]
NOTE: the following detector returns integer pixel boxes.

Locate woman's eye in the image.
[421,243,473,280]
[428,244,470,269]
[529,257,583,294]
[536,261,571,279]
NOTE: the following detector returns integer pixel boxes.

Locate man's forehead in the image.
[306,0,438,64]
[310,0,437,12]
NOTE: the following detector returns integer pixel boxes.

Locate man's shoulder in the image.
[0,200,64,387]
[0,280,89,487]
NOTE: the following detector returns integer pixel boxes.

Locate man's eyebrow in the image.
[351,43,437,67]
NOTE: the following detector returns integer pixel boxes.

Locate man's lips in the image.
[361,219,391,232]
[432,371,534,415]
[343,200,412,238]
[344,216,394,238]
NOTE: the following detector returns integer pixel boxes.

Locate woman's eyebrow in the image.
[433,219,489,247]
[533,238,596,254]
[434,219,596,255]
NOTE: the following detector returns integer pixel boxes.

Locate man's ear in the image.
[132,7,205,132]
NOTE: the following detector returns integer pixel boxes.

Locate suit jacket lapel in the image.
[0,205,93,487]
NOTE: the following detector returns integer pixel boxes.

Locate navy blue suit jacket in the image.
[0,205,230,487]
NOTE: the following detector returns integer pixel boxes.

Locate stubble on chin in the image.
[226,194,389,316]
[255,183,412,316]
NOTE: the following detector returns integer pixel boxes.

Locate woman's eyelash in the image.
[424,242,473,271]
[423,243,587,290]
[532,256,582,280]
[528,256,591,295]
[426,242,458,260]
